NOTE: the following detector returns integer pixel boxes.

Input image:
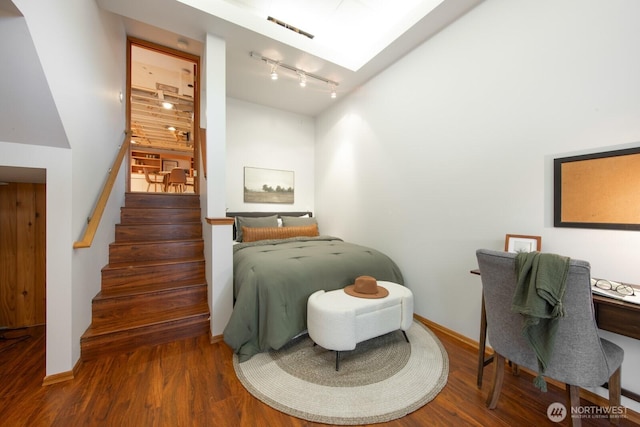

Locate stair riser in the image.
[80,315,209,361]
[101,262,205,291]
[115,224,202,242]
[120,207,201,224]
[125,193,200,209]
[91,286,207,326]
[109,240,204,263]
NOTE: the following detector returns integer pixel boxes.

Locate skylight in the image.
[176,0,445,71]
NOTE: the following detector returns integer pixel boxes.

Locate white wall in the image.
[226,98,315,214]
[0,142,73,375]
[11,0,127,373]
[0,9,67,148]
[315,0,640,409]
[215,97,315,335]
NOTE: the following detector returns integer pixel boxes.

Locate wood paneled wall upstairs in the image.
[0,183,46,328]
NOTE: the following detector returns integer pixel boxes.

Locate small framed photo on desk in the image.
[505,234,541,253]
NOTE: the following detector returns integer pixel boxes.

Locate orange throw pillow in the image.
[242,224,319,242]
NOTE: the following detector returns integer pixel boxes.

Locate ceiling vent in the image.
[267,16,314,39]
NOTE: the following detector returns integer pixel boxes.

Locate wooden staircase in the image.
[80,192,209,360]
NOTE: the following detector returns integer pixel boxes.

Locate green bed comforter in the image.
[224,236,404,362]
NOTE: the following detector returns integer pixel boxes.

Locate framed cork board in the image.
[554,147,640,230]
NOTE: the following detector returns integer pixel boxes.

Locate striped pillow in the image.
[242,224,319,242]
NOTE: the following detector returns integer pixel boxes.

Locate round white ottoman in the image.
[307,281,414,370]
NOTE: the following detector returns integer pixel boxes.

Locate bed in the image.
[223,212,405,362]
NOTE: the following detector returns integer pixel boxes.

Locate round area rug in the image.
[233,321,449,425]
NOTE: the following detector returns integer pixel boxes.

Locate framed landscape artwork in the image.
[244,166,294,204]
[504,234,541,253]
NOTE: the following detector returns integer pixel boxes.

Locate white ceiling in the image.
[0,1,66,185]
[180,0,446,71]
[99,0,483,117]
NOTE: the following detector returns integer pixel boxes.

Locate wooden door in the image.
[0,183,46,328]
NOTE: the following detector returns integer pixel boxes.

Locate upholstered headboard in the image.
[226,211,313,241]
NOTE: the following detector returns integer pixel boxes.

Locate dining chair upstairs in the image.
[143,167,164,192]
[475,249,624,426]
[167,168,187,193]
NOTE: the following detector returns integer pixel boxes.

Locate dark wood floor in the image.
[0,325,636,427]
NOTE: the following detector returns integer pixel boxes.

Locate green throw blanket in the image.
[512,252,570,391]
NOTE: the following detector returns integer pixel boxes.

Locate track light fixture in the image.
[269,62,279,80]
[251,51,338,98]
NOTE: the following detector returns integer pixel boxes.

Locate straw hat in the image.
[344,276,389,299]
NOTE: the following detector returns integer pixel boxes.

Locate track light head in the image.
[329,83,337,99]
[269,62,279,80]
[298,72,307,87]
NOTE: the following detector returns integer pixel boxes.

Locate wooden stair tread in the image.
[115,221,202,226]
[109,237,202,246]
[79,317,209,361]
[108,239,204,264]
[125,193,199,196]
[121,206,200,209]
[124,192,200,208]
[120,207,200,211]
[94,281,206,300]
[103,256,204,271]
[114,222,203,242]
[115,223,201,228]
[81,302,209,338]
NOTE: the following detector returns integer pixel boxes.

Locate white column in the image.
[203,34,234,338]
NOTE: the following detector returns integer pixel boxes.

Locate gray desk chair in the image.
[476,249,623,426]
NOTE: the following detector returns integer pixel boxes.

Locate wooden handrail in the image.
[74,132,131,249]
